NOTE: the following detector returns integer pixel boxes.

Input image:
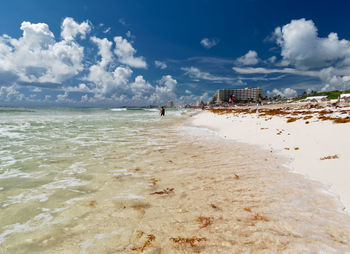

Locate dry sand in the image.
[191,102,350,212]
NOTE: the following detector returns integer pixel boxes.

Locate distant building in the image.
[167,101,174,108]
[209,88,262,104]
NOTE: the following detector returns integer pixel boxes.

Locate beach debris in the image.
[253,213,269,222]
[208,107,350,124]
[149,178,159,186]
[244,207,252,212]
[197,216,214,228]
[305,121,310,124]
[333,117,350,123]
[210,203,219,209]
[234,173,240,180]
[286,117,300,123]
[294,147,299,150]
[170,236,207,247]
[284,148,290,150]
[320,155,339,160]
[131,203,151,211]
[303,115,313,120]
[88,200,97,208]
[150,188,174,195]
[131,232,156,252]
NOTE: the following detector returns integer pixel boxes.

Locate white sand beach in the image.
[191,103,350,212]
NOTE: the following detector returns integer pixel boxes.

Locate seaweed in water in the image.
[150,188,174,195]
[197,216,214,228]
[149,178,159,186]
[170,237,207,247]
[88,200,97,208]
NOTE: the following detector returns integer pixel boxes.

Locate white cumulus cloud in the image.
[113,36,147,68]
[267,88,297,98]
[236,50,259,65]
[274,18,350,69]
[200,38,220,49]
[61,17,91,41]
[154,60,167,69]
[149,75,177,104]
[0,18,88,85]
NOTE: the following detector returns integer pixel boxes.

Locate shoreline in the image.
[190,103,350,212]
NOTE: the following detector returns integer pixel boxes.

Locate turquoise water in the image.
[1,108,350,253]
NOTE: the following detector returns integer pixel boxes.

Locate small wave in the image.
[0,169,34,179]
[144,108,159,112]
[0,212,53,244]
[110,108,127,112]
[42,177,89,190]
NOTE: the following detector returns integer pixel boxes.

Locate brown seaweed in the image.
[320,155,339,160]
[170,237,207,247]
[197,216,214,228]
[150,188,174,195]
[132,233,156,252]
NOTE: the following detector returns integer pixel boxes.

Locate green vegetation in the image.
[293,89,350,101]
[0,109,34,113]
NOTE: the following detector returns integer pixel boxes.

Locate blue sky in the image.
[1,0,350,107]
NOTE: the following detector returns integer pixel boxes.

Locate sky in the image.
[1,0,350,107]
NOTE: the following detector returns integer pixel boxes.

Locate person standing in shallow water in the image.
[160,106,165,116]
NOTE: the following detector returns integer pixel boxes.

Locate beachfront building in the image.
[167,101,174,108]
[209,87,263,104]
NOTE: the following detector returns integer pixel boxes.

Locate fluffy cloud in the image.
[154,60,167,69]
[149,75,177,104]
[86,65,133,95]
[90,36,114,68]
[200,38,219,49]
[130,75,154,100]
[0,18,89,85]
[0,17,177,106]
[113,36,147,68]
[274,18,350,69]
[267,88,297,98]
[0,85,25,101]
[236,50,259,65]
[319,67,350,91]
[61,17,90,41]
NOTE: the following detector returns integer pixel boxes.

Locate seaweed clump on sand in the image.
[131,233,156,252]
[150,188,174,195]
[320,155,339,160]
[170,237,207,247]
[286,117,300,123]
[210,203,219,209]
[197,216,214,228]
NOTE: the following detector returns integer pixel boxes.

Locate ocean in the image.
[1,108,350,253]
